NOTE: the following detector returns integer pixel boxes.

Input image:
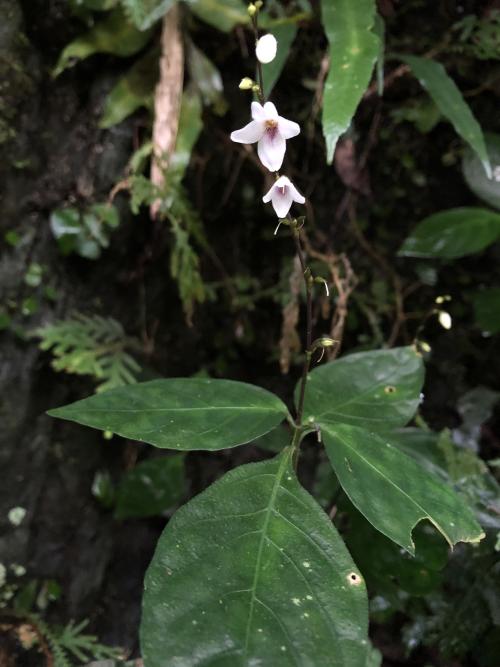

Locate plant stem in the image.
[292,228,313,426]
[251,16,265,103]
[252,9,314,431]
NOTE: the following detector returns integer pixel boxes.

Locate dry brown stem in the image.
[150,4,184,219]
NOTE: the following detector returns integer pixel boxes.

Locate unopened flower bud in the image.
[239,77,255,90]
[438,311,452,330]
[435,295,451,304]
[256,34,278,64]
[248,3,257,16]
[311,336,337,353]
[318,336,336,347]
[255,0,263,7]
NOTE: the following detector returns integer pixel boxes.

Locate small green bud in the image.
[251,84,261,94]
[248,3,257,16]
[239,77,255,90]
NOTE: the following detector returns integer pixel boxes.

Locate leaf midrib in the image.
[58,405,280,414]
[243,450,291,657]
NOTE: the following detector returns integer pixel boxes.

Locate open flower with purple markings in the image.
[230,101,300,172]
[263,175,305,218]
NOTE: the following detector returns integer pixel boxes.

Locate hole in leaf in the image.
[384,385,396,394]
[347,572,362,586]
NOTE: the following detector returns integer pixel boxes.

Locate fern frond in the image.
[35,314,142,392]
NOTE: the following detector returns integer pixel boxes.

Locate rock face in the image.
[0,0,153,653]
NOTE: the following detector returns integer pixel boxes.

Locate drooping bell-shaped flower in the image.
[230,102,300,172]
[263,175,305,218]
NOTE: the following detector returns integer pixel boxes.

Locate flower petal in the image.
[251,102,265,120]
[274,175,291,189]
[230,120,264,144]
[257,131,286,171]
[272,190,294,218]
[289,181,306,204]
[262,183,275,203]
[278,116,300,139]
[263,101,279,120]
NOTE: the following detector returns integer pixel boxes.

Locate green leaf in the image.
[473,287,500,334]
[115,455,185,519]
[35,314,141,392]
[99,47,159,128]
[50,204,120,259]
[252,423,291,453]
[347,509,448,597]
[373,14,385,97]
[398,207,500,259]
[53,7,153,76]
[261,23,298,95]
[462,132,500,211]
[300,346,424,431]
[185,0,249,32]
[322,424,484,554]
[169,89,203,176]
[399,55,492,178]
[121,0,175,30]
[186,42,226,113]
[70,0,118,11]
[48,378,289,451]
[141,449,369,666]
[321,0,379,162]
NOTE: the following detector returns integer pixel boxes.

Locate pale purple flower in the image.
[263,175,305,218]
[230,101,300,172]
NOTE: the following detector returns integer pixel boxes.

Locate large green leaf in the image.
[398,207,500,259]
[322,424,484,554]
[121,0,175,30]
[472,287,500,334]
[141,449,369,666]
[462,132,500,210]
[261,22,298,95]
[186,0,249,32]
[300,347,424,431]
[321,0,379,163]
[53,7,153,76]
[399,55,492,178]
[99,46,159,128]
[48,378,289,451]
[186,42,226,113]
[115,454,185,519]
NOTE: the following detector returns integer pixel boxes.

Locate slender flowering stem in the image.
[251,15,265,103]
[251,9,314,431]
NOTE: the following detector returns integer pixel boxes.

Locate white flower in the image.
[230,102,300,172]
[263,175,305,218]
[256,34,277,64]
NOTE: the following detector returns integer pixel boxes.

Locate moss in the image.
[0,0,36,148]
